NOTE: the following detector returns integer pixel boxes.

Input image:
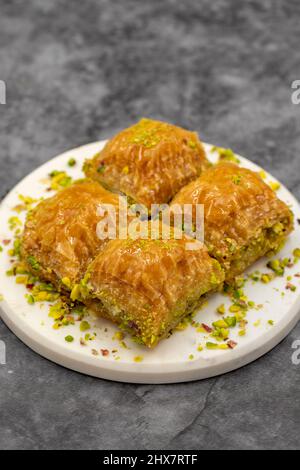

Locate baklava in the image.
[83,235,225,347]
[83,118,209,209]
[21,180,127,290]
[171,162,294,281]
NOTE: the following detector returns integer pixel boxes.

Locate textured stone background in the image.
[0,0,300,450]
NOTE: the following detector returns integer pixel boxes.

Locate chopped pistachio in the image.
[220,328,229,339]
[234,311,246,322]
[272,222,284,234]
[70,284,81,301]
[239,319,247,329]
[26,294,35,305]
[261,273,272,284]
[49,302,65,320]
[216,304,226,315]
[188,354,194,360]
[212,319,228,329]
[218,343,229,350]
[238,329,246,336]
[286,282,296,292]
[232,175,242,185]
[293,248,300,258]
[15,275,28,284]
[186,140,196,149]
[197,345,203,352]
[49,171,72,190]
[269,181,280,191]
[224,316,237,327]
[268,320,274,326]
[259,170,267,179]
[134,355,143,362]
[196,326,206,333]
[267,259,284,276]
[175,318,189,331]
[62,277,72,289]
[79,320,90,332]
[27,255,40,271]
[65,335,74,343]
[212,146,240,164]
[68,158,76,167]
[97,164,106,174]
[229,304,241,313]
[206,342,218,350]
[113,331,125,341]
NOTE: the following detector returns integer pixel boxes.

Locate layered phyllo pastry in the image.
[171,162,294,281]
[82,234,224,347]
[21,180,128,291]
[83,118,209,209]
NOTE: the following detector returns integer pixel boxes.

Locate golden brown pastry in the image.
[83,118,209,209]
[21,180,127,290]
[83,235,224,348]
[171,162,294,280]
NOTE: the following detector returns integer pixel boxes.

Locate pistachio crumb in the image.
[134,355,143,362]
[293,248,300,258]
[286,282,296,292]
[216,304,226,315]
[68,158,76,167]
[79,320,90,332]
[65,335,74,343]
[206,342,218,350]
[269,181,281,191]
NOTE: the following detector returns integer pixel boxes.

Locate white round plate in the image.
[0,142,300,384]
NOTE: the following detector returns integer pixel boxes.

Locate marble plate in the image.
[0,142,300,384]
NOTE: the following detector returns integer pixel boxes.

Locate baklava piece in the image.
[172,162,294,281]
[21,180,126,291]
[83,118,209,209]
[83,236,224,347]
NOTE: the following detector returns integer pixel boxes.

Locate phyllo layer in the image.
[21,180,125,290]
[84,236,224,348]
[83,118,209,209]
[171,162,294,280]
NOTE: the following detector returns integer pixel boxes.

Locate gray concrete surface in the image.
[0,0,300,450]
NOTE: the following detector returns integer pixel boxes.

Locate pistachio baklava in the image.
[171,162,294,281]
[21,180,128,291]
[82,235,224,348]
[83,118,209,209]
